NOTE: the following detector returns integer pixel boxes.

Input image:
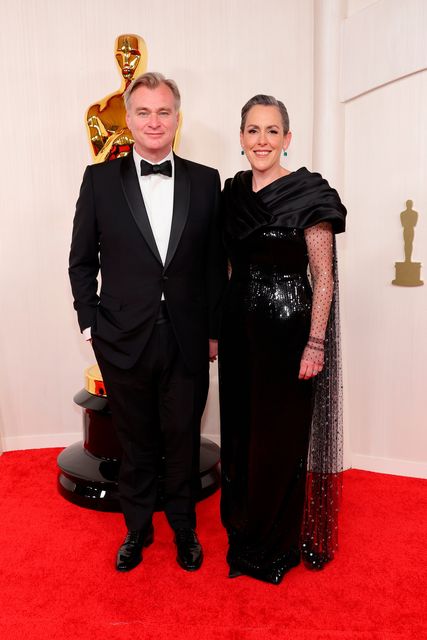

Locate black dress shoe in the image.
[174,528,203,571]
[116,524,154,572]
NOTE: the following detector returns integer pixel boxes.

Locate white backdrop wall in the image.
[0,0,313,451]
[1,0,426,480]
[340,0,427,478]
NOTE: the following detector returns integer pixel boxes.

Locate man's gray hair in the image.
[124,71,181,111]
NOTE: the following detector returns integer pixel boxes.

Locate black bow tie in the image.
[140,159,172,177]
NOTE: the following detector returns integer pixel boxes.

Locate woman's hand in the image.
[298,340,324,380]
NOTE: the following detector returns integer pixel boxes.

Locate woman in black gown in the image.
[219,95,346,584]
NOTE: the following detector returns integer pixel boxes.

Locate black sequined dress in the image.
[219,168,346,584]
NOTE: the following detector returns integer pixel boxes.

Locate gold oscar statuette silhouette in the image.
[86,33,181,164]
[392,200,423,287]
[86,34,147,163]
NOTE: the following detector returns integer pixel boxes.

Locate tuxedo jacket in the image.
[69,151,227,372]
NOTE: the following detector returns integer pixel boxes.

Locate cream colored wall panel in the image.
[346,0,379,16]
[343,71,427,474]
[0,0,313,450]
[341,0,427,101]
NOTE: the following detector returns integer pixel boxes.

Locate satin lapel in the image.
[120,152,162,264]
[164,155,190,270]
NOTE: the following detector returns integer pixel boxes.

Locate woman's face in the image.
[240,105,291,173]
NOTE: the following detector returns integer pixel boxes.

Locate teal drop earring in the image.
[283,150,288,157]
[241,149,245,155]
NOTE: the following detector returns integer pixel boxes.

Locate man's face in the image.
[126,84,179,162]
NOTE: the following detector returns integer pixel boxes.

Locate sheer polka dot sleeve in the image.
[299,222,334,378]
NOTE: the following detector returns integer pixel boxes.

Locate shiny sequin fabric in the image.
[219,169,346,584]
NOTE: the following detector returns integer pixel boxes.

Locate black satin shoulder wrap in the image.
[222,167,346,241]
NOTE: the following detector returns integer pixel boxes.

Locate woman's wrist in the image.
[307,335,325,351]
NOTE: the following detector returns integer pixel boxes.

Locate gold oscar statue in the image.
[392,200,424,286]
[86,34,181,163]
[86,34,147,163]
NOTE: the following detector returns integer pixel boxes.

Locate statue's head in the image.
[115,34,147,82]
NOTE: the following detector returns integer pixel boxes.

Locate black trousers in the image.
[93,316,209,532]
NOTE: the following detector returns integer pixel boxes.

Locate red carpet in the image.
[0,449,426,639]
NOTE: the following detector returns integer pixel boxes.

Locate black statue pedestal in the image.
[57,365,221,512]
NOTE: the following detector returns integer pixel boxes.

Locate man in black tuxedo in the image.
[69,72,227,573]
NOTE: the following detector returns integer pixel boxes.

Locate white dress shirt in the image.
[83,147,174,340]
[133,147,175,265]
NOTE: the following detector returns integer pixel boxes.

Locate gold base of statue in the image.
[85,364,107,396]
[392,262,423,287]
